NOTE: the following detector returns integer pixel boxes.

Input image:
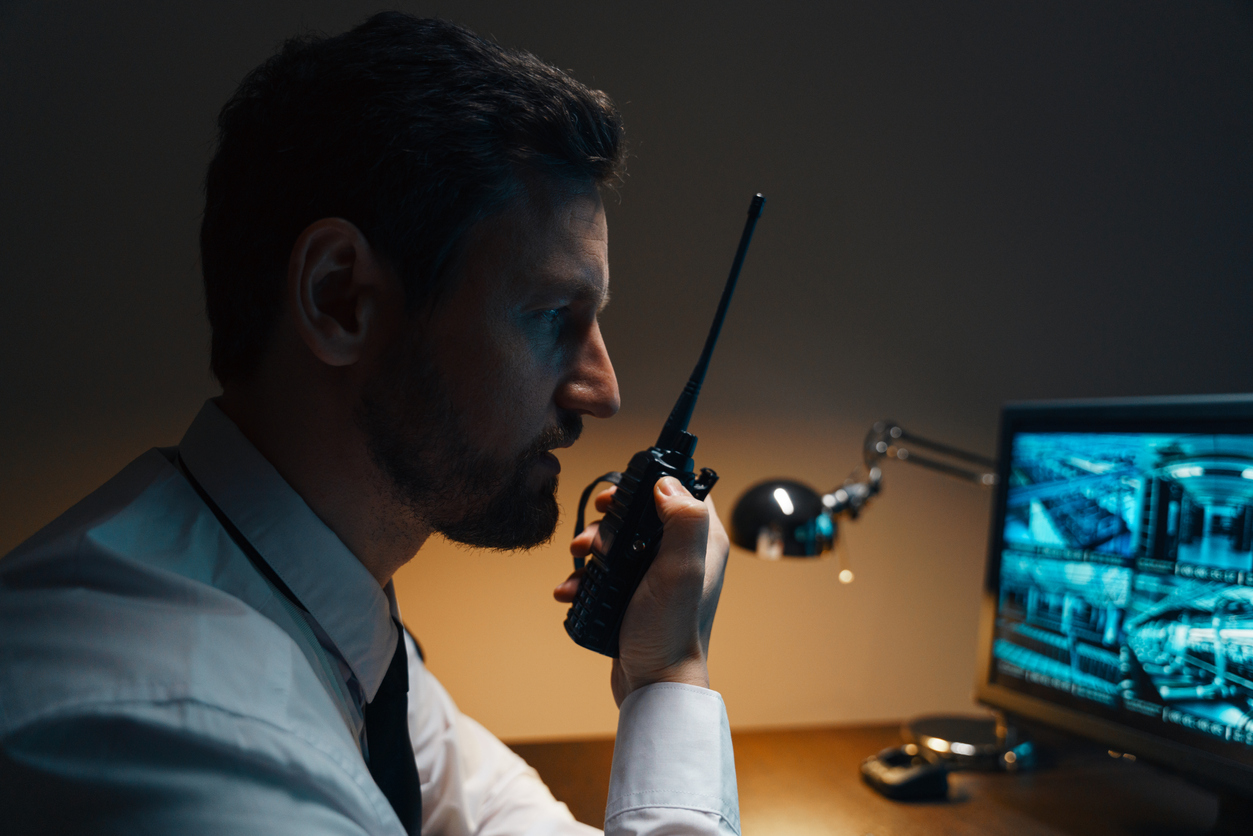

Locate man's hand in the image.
[554,477,731,706]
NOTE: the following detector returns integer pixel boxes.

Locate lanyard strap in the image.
[175,451,310,615]
[176,451,423,833]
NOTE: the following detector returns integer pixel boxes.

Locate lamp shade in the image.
[729,479,836,559]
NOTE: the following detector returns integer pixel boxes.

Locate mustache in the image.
[525,412,583,460]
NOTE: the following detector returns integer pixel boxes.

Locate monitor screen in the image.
[978,396,1253,793]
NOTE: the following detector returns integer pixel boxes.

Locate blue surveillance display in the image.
[993,431,1253,749]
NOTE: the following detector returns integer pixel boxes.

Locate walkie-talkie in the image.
[565,193,765,657]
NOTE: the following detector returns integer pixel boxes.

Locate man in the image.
[0,12,737,836]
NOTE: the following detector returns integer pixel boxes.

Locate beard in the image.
[357,342,582,551]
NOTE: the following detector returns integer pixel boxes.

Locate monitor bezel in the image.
[974,393,1253,797]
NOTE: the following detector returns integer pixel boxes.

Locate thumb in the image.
[654,476,709,554]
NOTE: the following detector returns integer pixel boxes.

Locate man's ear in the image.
[287,218,400,368]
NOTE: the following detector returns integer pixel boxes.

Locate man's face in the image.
[359,182,619,549]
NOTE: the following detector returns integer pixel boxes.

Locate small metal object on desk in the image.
[902,714,1036,772]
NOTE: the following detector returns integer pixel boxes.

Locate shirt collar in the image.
[178,399,398,702]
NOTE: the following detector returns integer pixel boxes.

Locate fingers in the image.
[559,521,600,602]
[553,568,584,603]
[570,520,599,557]
[559,494,611,604]
[571,488,612,556]
[593,485,616,513]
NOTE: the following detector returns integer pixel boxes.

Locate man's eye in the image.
[539,307,570,332]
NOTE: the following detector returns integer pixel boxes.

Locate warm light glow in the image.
[838,569,854,584]
[773,487,795,515]
[922,736,950,754]
[386,418,1002,741]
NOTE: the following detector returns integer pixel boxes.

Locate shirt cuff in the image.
[607,682,740,833]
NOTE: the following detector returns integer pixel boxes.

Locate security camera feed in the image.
[993,431,1253,749]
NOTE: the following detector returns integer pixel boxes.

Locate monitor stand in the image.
[1211,792,1253,835]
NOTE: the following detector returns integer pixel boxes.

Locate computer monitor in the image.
[975,394,1253,798]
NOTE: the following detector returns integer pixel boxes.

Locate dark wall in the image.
[3,0,1251,547]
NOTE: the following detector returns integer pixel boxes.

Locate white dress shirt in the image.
[0,401,739,835]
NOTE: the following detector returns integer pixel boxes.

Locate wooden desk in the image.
[510,724,1224,835]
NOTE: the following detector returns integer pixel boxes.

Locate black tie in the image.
[365,625,423,835]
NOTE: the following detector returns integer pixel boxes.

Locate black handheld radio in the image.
[564,193,765,657]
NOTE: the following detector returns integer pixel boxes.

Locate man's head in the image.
[202,14,625,553]
[360,180,615,549]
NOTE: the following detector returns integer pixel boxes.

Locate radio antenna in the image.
[656,193,765,450]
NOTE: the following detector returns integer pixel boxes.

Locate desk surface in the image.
[509,724,1224,835]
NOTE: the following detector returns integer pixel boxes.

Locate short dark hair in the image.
[201,13,625,383]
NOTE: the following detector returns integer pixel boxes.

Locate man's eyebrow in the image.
[532,273,611,311]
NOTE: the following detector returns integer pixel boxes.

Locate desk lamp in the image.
[730,421,1034,793]
[728,420,997,562]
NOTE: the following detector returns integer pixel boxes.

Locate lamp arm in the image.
[862,420,998,487]
[891,428,996,468]
[885,451,996,486]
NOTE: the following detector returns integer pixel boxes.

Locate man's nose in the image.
[557,322,620,419]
